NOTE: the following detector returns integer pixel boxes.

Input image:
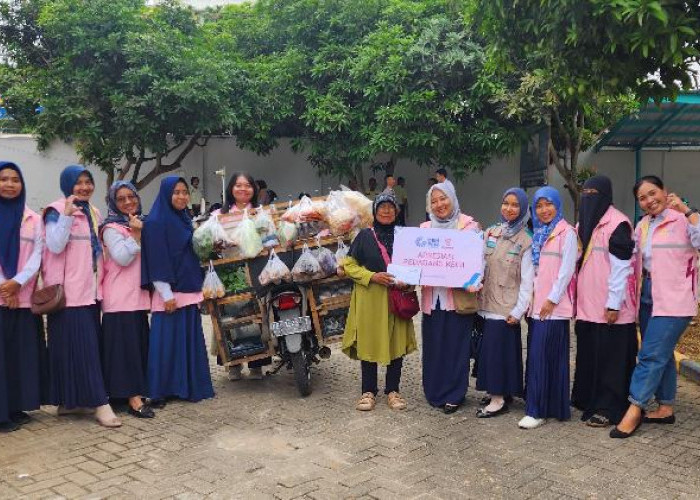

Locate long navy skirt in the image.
[147,305,214,402]
[0,307,47,421]
[101,311,149,399]
[47,305,109,409]
[422,308,472,407]
[571,320,637,424]
[525,319,571,420]
[476,318,524,398]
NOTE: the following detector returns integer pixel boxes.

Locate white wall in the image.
[3,133,699,226]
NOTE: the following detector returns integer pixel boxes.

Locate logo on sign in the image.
[442,238,453,249]
[415,237,440,248]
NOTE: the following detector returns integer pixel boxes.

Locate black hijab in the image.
[348,191,399,273]
[578,175,634,266]
[578,175,612,256]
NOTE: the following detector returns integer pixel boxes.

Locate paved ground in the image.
[2,317,700,499]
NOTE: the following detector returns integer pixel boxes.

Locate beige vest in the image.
[478,225,532,317]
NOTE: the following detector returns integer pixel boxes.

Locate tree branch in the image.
[134,135,202,190]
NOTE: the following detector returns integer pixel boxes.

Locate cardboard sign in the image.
[392,227,483,288]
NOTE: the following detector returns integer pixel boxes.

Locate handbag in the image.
[370,229,420,320]
[31,284,66,315]
[452,288,478,315]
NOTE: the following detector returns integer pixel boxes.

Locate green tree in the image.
[212,0,519,188]
[0,0,254,190]
[472,0,699,215]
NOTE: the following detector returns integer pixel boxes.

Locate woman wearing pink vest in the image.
[141,177,214,405]
[612,176,700,438]
[571,176,637,428]
[44,165,121,428]
[215,172,272,381]
[99,181,154,419]
[476,187,533,418]
[519,187,577,430]
[421,182,481,414]
[0,162,46,433]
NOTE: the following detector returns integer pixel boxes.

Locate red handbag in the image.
[371,229,420,320]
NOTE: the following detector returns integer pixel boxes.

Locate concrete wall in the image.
[2,133,698,227]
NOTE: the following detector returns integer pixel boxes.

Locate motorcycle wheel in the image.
[290,351,312,397]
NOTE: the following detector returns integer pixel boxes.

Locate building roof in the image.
[595,92,700,151]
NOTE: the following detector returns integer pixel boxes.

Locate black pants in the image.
[361,357,403,395]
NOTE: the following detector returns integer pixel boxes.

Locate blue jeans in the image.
[628,277,692,409]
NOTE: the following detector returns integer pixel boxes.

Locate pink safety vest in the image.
[420,213,480,315]
[41,199,103,307]
[0,208,42,309]
[576,206,637,324]
[531,219,576,319]
[100,223,151,313]
[634,209,698,317]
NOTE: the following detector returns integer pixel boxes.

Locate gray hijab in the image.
[427,182,461,229]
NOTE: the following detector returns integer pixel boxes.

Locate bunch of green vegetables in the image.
[218,265,248,294]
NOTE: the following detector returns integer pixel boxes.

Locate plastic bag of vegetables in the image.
[291,244,324,282]
[335,239,349,276]
[202,261,226,299]
[258,249,292,286]
[193,215,232,260]
[254,206,279,248]
[232,209,264,258]
[312,238,337,276]
[277,220,298,247]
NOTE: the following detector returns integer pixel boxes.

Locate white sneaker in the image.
[227,365,242,381]
[248,367,264,380]
[518,416,546,429]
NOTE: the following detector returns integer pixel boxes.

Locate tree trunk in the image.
[106,167,115,192]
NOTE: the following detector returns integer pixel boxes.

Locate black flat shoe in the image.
[443,403,460,414]
[11,411,31,425]
[610,421,641,439]
[642,414,675,424]
[0,421,19,433]
[145,398,166,409]
[476,404,509,419]
[128,405,155,419]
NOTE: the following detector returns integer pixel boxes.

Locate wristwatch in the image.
[685,207,699,218]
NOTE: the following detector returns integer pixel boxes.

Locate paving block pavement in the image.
[2,317,700,499]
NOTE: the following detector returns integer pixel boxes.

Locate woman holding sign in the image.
[420,182,481,414]
[342,191,417,411]
[475,188,533,418]
[519,187,577,430]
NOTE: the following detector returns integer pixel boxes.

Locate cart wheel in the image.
[291,351,312,397]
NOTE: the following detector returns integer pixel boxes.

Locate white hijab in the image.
[426,182,461,229]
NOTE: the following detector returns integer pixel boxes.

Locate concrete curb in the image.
[679,353,700,385]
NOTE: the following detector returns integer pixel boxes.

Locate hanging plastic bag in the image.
[313,237,338,276]
[335,239,349,277]
[324,190,359,236]
[202,261,226,299]
[258,249,292,286]
[337,186,373,228]
[232,209,264,258]
[254,206,279,248]
[277,220,298,247]
[291,243,324,282]
[193,214,232,260]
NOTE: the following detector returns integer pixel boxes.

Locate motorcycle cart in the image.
[204,199,356,396]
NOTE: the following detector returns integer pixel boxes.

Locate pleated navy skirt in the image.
[571,320,637,424]
[525,319,571,420]
[101,311,149,399]
[47,305,109,409]
[476,318,523,398]
[421,308,472,407]
[0,307,47,422]
[147,305,214,402]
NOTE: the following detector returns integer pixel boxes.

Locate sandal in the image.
[387,392,407,410]
[356,392,376,411]
[586,414,611,428]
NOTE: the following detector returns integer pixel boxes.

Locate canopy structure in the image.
[594,92,700,220]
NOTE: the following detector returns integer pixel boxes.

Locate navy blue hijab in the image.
[0,162,26,278]
[57,165,103,264]
[141,176,202,292]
